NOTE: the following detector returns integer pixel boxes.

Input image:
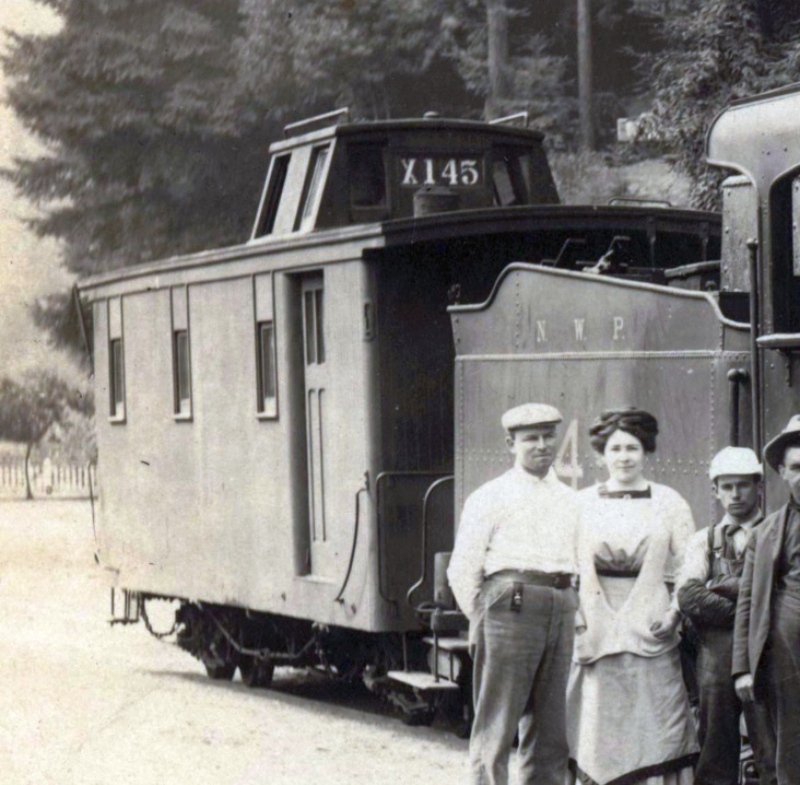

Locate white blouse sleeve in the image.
[667,491,697,609]
[669,493,696,564]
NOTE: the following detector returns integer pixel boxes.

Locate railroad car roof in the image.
[79,203,721,297]
[707,81,800,194]
[79,109,721,298]
[271,115,547,149]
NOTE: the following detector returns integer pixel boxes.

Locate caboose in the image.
[80,107,721,725]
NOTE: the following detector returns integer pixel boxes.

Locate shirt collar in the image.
[722,509,763,535]
[513,464,558,484]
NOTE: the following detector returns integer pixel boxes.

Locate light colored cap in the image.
[709,446,763,481]
[501,403,563,432]
[764,414,800,472]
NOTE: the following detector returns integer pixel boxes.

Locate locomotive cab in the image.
[708,83,800,506]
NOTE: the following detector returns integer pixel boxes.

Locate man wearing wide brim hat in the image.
[676,447,775,785]
[734,415,800,785]
[448,403,581,785]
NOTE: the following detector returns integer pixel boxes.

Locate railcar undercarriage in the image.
[115,591,472,735]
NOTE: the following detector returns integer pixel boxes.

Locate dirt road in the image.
[0,501,475,784]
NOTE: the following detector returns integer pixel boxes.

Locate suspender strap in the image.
[707,524,716,578]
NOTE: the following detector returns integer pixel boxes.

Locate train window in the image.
[303,277,325,365]
[350,146,386,208]
[492,149,531,206]
[295,145,330,232]
[257,154,290,237]
[256,322,277,417]
[109,338,125,421]
[173,330,192,417]
[493,161,516,205]
[772,172,800,332]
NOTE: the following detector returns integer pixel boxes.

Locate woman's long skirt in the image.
[567,576,698,785]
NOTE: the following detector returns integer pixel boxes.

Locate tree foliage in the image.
[641,0,800,208]
[6,0,800,284]
[30,288,94,370]
[437,0,574,138]
[236,0,472,123]
[3,0,480,279]
[3,0,267,274]
[0,371,94,498]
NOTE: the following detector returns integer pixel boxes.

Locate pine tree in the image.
[237,0,469,122]
[3,0,268,274]
[437,0,574,136]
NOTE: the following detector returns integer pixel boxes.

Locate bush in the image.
[549,150,691,206]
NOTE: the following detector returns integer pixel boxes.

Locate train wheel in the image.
[204,661,236,680]
[239,656,275,688]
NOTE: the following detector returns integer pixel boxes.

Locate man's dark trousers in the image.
[696,628,776,785]
[764,591,800,785]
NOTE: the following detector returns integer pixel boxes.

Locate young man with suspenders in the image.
[676,447,776,785]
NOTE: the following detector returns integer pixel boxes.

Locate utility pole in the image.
[485,0,511,119]
[577,0,595,150]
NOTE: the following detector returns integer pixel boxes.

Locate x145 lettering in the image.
[399,157,481,188]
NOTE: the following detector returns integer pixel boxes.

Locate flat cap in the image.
[708,446,763,481]
[501,403,563,432]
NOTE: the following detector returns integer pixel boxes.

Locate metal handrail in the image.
[489,111,529,127]
[727,368,749,446]
[283,108,350,138]
[747,238,762,456]
[406,475,454,608]
[334,474,370,605]
[608,197,673,208]
[375,471,450,605]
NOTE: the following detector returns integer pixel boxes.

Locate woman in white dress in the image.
[567,408,699,785]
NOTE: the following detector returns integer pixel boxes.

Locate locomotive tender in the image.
[82,91,798,725]
[451,84,800,520]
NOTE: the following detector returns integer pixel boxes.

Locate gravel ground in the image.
[0,500,479,785]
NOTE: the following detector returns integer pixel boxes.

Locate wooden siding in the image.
[92,257,387,630]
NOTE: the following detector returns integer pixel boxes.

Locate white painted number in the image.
[424,158,435,185]
[441,159,458,186]
[555,418,584,490]
[398,157,482,188]
[459,159,479,185]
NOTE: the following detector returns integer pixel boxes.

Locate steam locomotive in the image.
[79,82,797,730]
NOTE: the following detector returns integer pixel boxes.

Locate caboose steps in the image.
[422,635,469,652]
[386,635,469,694]
[386,670,460,690]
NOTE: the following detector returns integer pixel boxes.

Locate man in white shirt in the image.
[676,447,776,785]
[447,403,580,785]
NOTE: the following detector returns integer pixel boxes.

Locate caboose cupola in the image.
[250,109,560,239]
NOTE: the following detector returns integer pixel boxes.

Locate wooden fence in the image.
[0,458,98,499]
